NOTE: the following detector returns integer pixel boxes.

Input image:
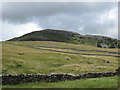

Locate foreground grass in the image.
[2,41,118,75]
[2,41,119,88]
[2,76,118,88]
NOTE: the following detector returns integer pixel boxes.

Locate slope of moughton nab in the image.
[8,29,120,48]
[2,41,118,75]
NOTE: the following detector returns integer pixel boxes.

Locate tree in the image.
[96,41,102,48]
[109,43,115,48]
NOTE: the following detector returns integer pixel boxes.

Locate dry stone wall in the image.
[1,67,120,85]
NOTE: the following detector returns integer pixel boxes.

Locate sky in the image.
[1,2,118,41]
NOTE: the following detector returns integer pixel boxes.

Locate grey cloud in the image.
[2,2,118,40]
[2,2,116,23]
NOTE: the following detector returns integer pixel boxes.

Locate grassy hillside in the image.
[2,41,118,75]
[2,41,119,88]
[3,76,118,88]
[8,29,120,48]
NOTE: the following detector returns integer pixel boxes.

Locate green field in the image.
[2,76,118,88]
[2,41,119,75]
[2,41,119,88]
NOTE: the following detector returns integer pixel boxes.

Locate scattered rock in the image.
[65,57,71,60]
[100,59,111,63]
[115,67,120,74]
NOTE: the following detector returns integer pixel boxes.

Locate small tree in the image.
[96,41,102,48]
[109,43,115,48]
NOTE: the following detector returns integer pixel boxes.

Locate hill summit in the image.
[8,29,120,48]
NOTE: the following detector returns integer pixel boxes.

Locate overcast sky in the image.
[1,2,118,41]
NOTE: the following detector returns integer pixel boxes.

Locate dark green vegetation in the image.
[3,76,118,88]
[8,29,120,48]
[2,41,118,75]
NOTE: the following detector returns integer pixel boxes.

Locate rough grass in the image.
[6,41,119,52]
[2,76,118,88]
[36,47,118,56]
[2,41,118,75]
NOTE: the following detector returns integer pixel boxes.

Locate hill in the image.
[8,29,120,48]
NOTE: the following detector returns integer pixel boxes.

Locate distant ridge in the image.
[8,29,120,48]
